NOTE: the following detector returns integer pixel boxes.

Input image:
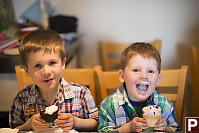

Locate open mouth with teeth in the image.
[43,78,54,83]
[136,83,149,96]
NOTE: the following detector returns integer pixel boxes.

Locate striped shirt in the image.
[9,78,98,129]
[98,83,179,132]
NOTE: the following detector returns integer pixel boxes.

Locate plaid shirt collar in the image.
[59,78,75,99]
[28,78,75,106]
[117,83,153,108]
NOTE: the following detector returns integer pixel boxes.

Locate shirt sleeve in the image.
[83,87,98,119]
[166,105,180,131]
[9,94,25,128]
[162,99,180,131]
[98,98,117,132]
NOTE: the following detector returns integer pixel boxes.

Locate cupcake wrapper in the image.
[143,115,160,127]
[40,109,58,123]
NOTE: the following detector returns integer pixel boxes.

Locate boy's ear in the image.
[156,73,162,86]
[62,58,66,70]
[119,69,125,83]
[22,65,30,76]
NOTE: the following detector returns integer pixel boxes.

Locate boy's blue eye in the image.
[34,64,42,69]
[148,70,155,73]
[132,69,139,72]
[49,61,56,65]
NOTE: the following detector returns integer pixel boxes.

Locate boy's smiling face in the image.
[24,49,65,93]
[119,54,161,102]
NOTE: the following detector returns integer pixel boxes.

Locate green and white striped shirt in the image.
[98,83,179,132]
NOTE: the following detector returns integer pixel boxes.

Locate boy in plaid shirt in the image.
[10,30,98,131]
[98,42,179,132]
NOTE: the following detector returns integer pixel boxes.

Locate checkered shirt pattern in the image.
[9,78,98,128]
[98,83,179,132]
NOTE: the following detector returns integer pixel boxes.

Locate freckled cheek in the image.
[30,70,42,79]
[150,76,159,84]
[148,80,158,91]
[53,69,62,78]
[125,83,136,93]
[125,74,138,83]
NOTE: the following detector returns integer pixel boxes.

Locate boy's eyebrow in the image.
[49,58,59,61]
[32,59,59,65]
[32,62,42,66]
[29,60,42,65]
[129,65,158,70]
[148,65,158,69]
[128,64,139,67]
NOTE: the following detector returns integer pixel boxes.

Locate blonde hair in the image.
[19,29,66,66]
[120,42,161,73]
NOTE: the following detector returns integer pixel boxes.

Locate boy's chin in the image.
[38,84,58,92]
[134,93,151,102]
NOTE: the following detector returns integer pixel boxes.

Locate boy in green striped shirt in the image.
[98,42,179,132]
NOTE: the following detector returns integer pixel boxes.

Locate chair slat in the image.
[161,94,177,101]
[99,40,161,71]
[158,70,180,87]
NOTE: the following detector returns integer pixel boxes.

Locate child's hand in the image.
[129,117,148,132]
[31,114,50,130]
[154,118,167,131]
[54,112,75,131]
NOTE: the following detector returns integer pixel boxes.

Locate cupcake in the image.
[142,105,161,127]
[40,105,59,123]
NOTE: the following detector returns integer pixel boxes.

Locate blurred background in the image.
[0,0,199,128]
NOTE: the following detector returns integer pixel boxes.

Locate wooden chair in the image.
[15,66,98,105]
[190,46,199,116]
[94,65,188,127]
[99,39,161,71]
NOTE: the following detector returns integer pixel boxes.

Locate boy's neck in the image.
[40,84,60,105]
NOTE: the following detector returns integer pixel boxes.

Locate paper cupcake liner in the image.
[40,109,58,123]
[143,115,160,127]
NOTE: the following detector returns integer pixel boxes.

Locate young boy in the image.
[98,42,179,132]
[10,30,98,131]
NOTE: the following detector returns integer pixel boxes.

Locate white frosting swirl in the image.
[44,105,58,115]
[142,105,161,116]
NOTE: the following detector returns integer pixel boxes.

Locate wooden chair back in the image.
[190,46,199,116]
[99,39,161,71]
[15,66,33,90]
[94,65,188,126]
[15,66,98,104]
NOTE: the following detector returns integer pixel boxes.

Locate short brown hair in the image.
[120,42,161,73]
[19,29,66,66]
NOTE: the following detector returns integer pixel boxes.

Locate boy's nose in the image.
[43,65,51,75]
[139,71,148,80]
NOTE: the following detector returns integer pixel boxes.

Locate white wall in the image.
[13,0,199,69]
